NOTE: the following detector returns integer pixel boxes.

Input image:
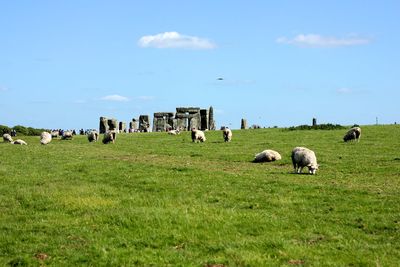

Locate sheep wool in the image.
[253,149,281,162]
[291,147,318,175]
[40,132,52,145]
[222,128,233,142]
[343,127,361,142]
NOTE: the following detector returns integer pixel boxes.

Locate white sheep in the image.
[3,133,13,143]
[168,129,180,135]
[291,147,319,175]
[40,132,52,145]
[11,139,27,145]
[191,128,206,143]
[61,131,73,140]
[253,149,281,162]
[222,128,233,142]
[343,127,361,142]
[51,131,59,138]
[102,130,116,144]
[88,131,99,142]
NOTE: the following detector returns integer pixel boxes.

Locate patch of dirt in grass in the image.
[35,252,49,260]
[288,259,305,265]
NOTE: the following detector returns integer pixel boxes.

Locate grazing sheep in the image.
[253,149,281,162]
[168,129,180,135]
[222,128,233,142]
[191,128,206,143]
[102,130,116,144]
[11,139,27,145]
[343,127,361,142]
[291,147,318,175]
[51,130,59,138]
[87,131,99,142]
[3,133,13,143]
[61,131,73,140]
[40,132,52,145]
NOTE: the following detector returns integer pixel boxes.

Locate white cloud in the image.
[138,31,216,49]
[101,94,130,102]
[276,34,371,47]
[0,86,8,91]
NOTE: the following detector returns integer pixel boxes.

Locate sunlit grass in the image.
[1,125,399,266]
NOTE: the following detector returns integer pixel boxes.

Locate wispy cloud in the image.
[0,86,9,92]
[276,34,371,47]
[138,31,216,49]
[101,94,130,102]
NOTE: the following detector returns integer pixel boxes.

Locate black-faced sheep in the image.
[40,132,52,145]
[191,128,206,143]
[253,149,281,162]
[102,130,116,144]
[3,133,13,143]
[222,128,233,142]
[291,147,318,175]
[88,131,99,142]
[343,127,361,142]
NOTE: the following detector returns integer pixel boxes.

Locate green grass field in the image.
[1,125,399,266]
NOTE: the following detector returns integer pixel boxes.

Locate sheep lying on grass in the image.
[168,129,180,135]
[103,131,116,144]
[11,139,27,145]
[222,128,233,142]
[40,132,52,145]
[3,133,13,143]
[191,128,206,143]
[253,149,281,162]
[343,127,361,142]
[291,147,318,175]
[88,131,99,142]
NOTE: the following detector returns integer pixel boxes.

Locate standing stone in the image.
[241,118,247,130]
[139,115,150,132]
[99,117,109,134]
[208,106,216,130]
[200,109,209,130]
[119,122,126,133]
[312,118,317,126]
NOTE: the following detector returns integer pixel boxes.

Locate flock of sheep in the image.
[3,126,361,175]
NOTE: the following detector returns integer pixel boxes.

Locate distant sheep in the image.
[3,133,13,143]
[51,131,59,138]
[40,132,52,145]
[61,131,73,140]
[168,129,180,135]
[291,147,318,175]
[102,130,116,144]
[253,149,281,162]
[191,128,206,143]
[222,128,233,142]
[343,127,361,142]
[11,139,27,145]
[88,131,99,142]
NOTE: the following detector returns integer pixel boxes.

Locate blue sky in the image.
[1,1,399,130]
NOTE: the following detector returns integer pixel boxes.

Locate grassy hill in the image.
[1,125,399,266]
